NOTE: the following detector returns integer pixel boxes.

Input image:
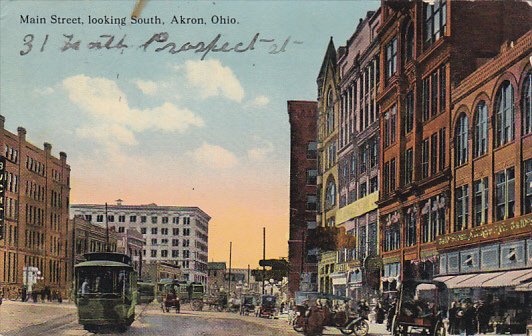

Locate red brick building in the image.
[288,100,318,296]
[433,31,531,317]
[376,0,531,288]
[0,116,71,296]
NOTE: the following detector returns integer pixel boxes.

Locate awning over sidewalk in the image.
[515,282,532,292]
[434,269,532,289]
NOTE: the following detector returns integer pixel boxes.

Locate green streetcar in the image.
[137,282,156,304]
[74,252,137,332]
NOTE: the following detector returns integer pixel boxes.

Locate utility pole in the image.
[247,264,250,288]
[228,241,232,297]
[105,202,109,252]
[262,227,265,295]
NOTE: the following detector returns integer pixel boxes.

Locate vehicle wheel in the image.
[339,327,354,335]
[293,325,304,333]
[83,324,97,333]
[353,320,369,336]
[433,322,446,336]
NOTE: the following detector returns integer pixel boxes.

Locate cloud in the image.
[133,79,158,95]
[246,95,270,108]
[62,74,204,148]
[34,87,55,95]
[247,141,274,161]
[182,59,244,102]
[191,143,238,169]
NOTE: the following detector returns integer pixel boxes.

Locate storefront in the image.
[330,271,347,297]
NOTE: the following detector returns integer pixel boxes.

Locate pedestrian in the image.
[40,289,46,303]
[386,298,396,332]
[458,299,475,336]
[57,291,63,303]
[477,300,491,334]
[21,286,27,302]
[31,290,38,303]
[448,301,459,335]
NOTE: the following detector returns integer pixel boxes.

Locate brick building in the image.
[433,31,531,316]
[287,100,319,296]
[333,9,382,300]
[376,0,531,290]
[0,116,71,296]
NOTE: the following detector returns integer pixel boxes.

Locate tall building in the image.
[435,31,531,307]
[317,38,340,228]
[287,100,319,296]
[333,9,382,300]
[70,202,210,284]
[0,116,71,296]
[376,0,531,290]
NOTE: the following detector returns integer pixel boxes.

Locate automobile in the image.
[257,295,277,318]
[391,279,448,336]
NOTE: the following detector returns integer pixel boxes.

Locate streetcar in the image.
[74,252,137,332]
[137,281,156,304]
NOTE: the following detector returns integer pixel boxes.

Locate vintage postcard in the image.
[0,1,531,335]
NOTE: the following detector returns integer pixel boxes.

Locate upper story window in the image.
[326,89,334,134]
[495,167,515,221]
[307,141,318,159]
[524,159,532,215]
[424,0,447,47]
[454,184,469,232]
[474,102,488,158]
[403,148,413,186]
[325,179,336,209]
[307,169,318,185]
[383,105,397,148]
[455,113,469,166]
[403,91,414,135]
[522,71,532,135]
[495,81,515,147]
[385,37,397,81]
[404,21,414,62]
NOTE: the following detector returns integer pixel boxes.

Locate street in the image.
[0,301,393,336]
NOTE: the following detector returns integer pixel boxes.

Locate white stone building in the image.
[70,201,210,284]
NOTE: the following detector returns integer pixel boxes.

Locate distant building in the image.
[70,216,118,265]
[71,202,210,284]
[207,262,226,294]
[0,117,71,296]
[287,100,319,296]
[116,228,145,274]
[141,261,182,283]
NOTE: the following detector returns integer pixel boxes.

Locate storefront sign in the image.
[437,215,532,250]
[0,156,5,241]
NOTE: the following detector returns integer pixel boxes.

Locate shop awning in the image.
[330,272,347,286]
[515,282,532,292]
[434,269,532,289]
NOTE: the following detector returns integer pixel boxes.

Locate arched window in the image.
[473,101,488,158]
[325,179,336,209]
[404,22,414,61]
[326,89,334,134]
[523,71,532,135]
[494,81,514,147]
[455,113,469,166]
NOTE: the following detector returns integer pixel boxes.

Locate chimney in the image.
[43,142,52,154]
[17,127,26,142]
[116,199,123,206]
[0,115,5,130]
[59,151,67,163]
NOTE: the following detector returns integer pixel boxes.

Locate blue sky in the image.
[0,0,379,267]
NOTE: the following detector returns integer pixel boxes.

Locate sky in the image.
[0,0,379,268]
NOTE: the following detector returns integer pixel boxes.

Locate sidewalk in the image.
[0,300,77,334]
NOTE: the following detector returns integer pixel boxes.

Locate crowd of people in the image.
[1,286,63,304]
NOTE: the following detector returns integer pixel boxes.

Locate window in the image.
[474,102,488,158]
[421,139,429,179]
[439,128,446,171]
[307,169,318,185]
[495,81,515,147]
[523,72,532,135]
[183,217,191,225]
[473,178,489,226]
[358,225,367,259]
[129,215,137,222]
[151,228,158,235]
[524,159,532,214]
[385,37,397,80]
[140,228,147,234]
[307,141,318,159]
[405,23,414,61]
[422,77,430,121]
[455,184,469,232]
[431,133,438,175]
[183,228,190,236]
[440,64,446,112]
[183,250,190,259]
[162,217,169,224]
[172,217,179,224]
[325,180,336,209]
[118,215,125,223]
[495,168,515,220]
[140,216,147,223]
[150,250,157,258]
[359,144,367,173]
[172,239,179,246]
[161,228,168,235]
[172,228,179,235]
[424,0,447,46]
[161,250,168,258]
[431,72,438,118]
[383,214,400,252]
[326,89,334,134]
[107,215,114,222]
[85,215,92,222]
[151,238,157,245]
[306,195,317,211]
[421,195,446,243]
[403,91,414,134]
[390,158,396,191]
[151,216,158,224]
[383,161,390,195]
[118,226,125,233]
[384,105,397,147]
[370,177,378,193]
[183,239,190,247]
[359,182,367,198]
[172,250,179,258]
[455,114,469,166]
[403,148,413,186]
[405,207,417,247]
[370,139,378,168]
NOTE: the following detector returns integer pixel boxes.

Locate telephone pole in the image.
[105,202,109,252]
[262,227,266,295]
[228,241,232,297]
